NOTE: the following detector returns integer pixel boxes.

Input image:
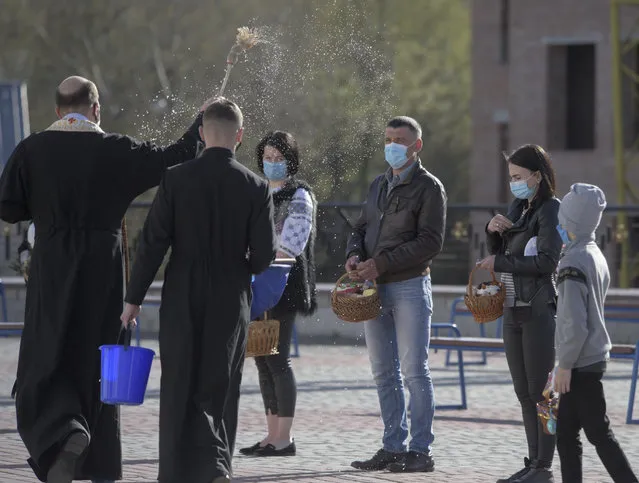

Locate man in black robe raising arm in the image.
[120,98,277,483]
[0,75,209,483]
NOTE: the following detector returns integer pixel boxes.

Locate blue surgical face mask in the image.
[556,224,571,245]
[510,175,538,200]
[263,160,287,181]
[384,142,415,170]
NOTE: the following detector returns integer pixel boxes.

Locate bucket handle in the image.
[117,326,133,348]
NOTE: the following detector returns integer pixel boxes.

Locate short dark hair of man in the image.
[256,131,300,177]
[55,81,99,110]
[387,116,423,139]
[202,97,243,131]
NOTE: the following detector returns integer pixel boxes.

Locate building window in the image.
[547,43,596,150]
[497,122,509,203]
[499,0,509,64]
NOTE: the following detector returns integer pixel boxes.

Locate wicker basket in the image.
[463,266,506,323]
[331,273,381,323]
[245,315,280,358]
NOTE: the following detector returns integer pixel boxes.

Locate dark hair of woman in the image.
[256,131,300,177]
[506,144,556,202]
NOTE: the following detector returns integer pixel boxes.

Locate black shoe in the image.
[514,466,554,483]
[47,431,90,483]
[351,448,405,471]
[211,476,231,483]
[387,450,434,473]
[497,458,533,483]
[254,441,296,457]
[239,442,262,456]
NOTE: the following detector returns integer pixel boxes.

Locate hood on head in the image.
[558,183,606,238]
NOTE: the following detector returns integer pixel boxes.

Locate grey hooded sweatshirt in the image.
[556,183,611,370]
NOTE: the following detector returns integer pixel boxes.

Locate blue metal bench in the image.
[429,330,639,424]
[0,322,24,335]
[0,280,11,335]
[433,297,503,367]
[429,323,466,410]
[436,300,639,369]
[605,304,639,324]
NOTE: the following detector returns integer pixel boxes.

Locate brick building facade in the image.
[470,0,639,286]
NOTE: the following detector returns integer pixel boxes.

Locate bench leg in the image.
[444,326,452,365]
[446,325,488,367]
[0,285,8,323]
[480,323,488,365]
[290,325,299,358]
[626,344,639,424]
[435,349,468,411]
[459,349,468,409]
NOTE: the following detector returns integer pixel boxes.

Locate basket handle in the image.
[467,265,499,293]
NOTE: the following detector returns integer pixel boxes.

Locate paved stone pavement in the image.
[0,338,637,482]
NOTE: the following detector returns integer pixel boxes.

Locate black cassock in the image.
[0,115,202,481]
[125,147,277,482]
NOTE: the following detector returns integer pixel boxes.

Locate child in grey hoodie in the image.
[554,183,637,483]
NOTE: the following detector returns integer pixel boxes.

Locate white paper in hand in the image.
[524,236,538,256]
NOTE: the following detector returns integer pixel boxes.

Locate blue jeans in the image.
[364,275,435,454]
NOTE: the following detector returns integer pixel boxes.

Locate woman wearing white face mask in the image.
[240,131,317,457]
[477,144,562,483]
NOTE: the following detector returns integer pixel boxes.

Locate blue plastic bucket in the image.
[99,341,155,406]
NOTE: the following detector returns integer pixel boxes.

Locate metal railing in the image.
[3,203,639,287]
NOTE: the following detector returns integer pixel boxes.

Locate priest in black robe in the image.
[121,98,277,483]
[0,75,208,483]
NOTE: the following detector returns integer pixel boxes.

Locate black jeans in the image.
[503,305,556,468]
[254,311,297,417]
[557,370,638,483]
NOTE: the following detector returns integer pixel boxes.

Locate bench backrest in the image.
[449,298,639,324]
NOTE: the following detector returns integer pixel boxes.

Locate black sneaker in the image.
[497,457,532,483]
[388,450,435,473]
[351,449,405,471]
[514,466,554,483]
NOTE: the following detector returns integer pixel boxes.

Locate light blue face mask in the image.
[263,160,287,181]
[384,142,415,170]
[556,224,571,245]
[510,175,538,200]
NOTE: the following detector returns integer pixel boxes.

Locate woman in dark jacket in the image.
[240,131,317,457]
[477,144,562,483]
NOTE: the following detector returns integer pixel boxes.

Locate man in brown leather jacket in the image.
[345,116,447,474]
